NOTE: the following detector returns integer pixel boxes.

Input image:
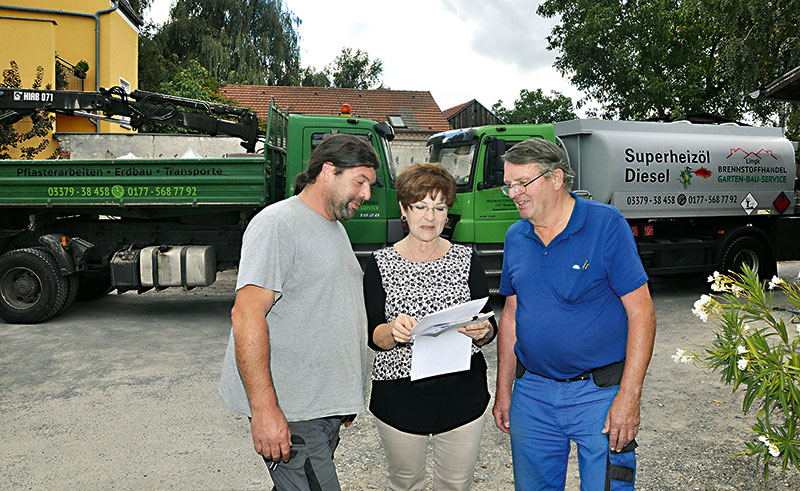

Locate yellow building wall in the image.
[0,0,140,151]
[0,16,59,159]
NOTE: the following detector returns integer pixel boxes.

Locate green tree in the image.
[0,62,57,160]
[138,59,238,134]
[328,48,384,89]
[299,66,331,87]
[126,0,153,19]
[538,0,800,130]
[492,89,577,124]
[140,0,301,90]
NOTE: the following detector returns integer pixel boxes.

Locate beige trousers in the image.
[374,415,485,491]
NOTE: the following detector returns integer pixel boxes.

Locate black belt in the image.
[516,359,625,385]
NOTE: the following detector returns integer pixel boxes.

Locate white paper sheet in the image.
[409,297,489,381]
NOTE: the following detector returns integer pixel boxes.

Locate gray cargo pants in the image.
[263,416,344,491]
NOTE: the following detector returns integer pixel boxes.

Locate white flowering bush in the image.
[680,265,800,477]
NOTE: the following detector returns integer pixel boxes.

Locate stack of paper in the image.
[409,297,491,381]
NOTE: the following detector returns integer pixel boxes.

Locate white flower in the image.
[737,345,747,354]
[671,348,692,364]
[711,282,722,292]
[796,324,800,336]
[768,442,780,457]
[731,285,744,296]
[692,294,713,322]
[738,358,748,370]
[742,323,752,332]
[768,275,784,290]
[708,271,720,283]
[758,435,768,443]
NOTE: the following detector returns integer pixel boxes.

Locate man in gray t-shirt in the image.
[219,134,380,490]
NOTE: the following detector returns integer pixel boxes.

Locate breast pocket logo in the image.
[13,92,22,101]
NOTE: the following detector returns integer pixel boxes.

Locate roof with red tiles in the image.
[442,100,474,119]
[219,85,451,134]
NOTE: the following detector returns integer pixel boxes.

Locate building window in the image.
[119,78,131,129]
[387,115,405,128]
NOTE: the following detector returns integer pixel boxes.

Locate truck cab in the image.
[284,111,398,266]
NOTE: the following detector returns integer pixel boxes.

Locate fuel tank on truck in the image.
[553,119,796,219]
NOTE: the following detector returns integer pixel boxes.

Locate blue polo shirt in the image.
[499,195,648,380]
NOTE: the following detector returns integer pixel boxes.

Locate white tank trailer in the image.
[553,119,799,278]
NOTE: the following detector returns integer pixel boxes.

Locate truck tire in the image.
[76,268,113,301]
[62,273,80,312]
[0,248,69,324]
[718,236,777,280]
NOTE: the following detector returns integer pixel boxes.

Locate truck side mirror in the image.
[483,137,506,188]
[374,121,395,142]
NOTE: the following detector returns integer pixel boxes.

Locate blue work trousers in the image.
[509,371,636,490]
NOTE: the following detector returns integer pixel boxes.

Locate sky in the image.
[144,0,586,114]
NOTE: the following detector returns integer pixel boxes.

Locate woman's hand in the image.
[390,313,416,344]
[459,320,491,343]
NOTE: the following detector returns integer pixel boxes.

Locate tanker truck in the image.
[426,119,799,290]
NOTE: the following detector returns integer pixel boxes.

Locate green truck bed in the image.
[0,156,271,210]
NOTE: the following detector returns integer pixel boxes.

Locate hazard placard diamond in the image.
[741,193,757,215]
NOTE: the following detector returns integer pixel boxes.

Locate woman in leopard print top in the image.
[363,163,496,491]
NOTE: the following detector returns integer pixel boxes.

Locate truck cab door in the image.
[472,137,525,244]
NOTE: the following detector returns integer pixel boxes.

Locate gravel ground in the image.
[2,264,800,490]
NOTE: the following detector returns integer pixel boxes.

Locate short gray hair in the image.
[502,139,575,191]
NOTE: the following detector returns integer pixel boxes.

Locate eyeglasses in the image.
[409,203,449,215]
[501,172,547,196]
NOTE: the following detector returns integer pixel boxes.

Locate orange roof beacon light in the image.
[340,104,352,117]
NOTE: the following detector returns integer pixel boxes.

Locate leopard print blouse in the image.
[371,243,481,381]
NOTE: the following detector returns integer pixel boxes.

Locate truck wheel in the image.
[718,236,777,279]
[0,248,69,323]
[76,268,113,301]
[62,273,80,312]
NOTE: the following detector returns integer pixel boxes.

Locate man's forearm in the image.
[495,303,518,397]
[233,311,280,411]
[618,288,657,399]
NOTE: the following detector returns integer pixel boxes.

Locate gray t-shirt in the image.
[219,196,369,421]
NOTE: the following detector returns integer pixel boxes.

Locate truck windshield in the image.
[429,144,476,185]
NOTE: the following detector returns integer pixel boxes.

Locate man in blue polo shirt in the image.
[492,138,656,490]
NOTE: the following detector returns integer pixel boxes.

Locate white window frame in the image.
[118,77,132,129]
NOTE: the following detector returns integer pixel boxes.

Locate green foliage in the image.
[538,0,800,130]
[74,60,89,73]
[0,61,57,160]
[141,0,301,88]
[126,0,153,19]
[329,48,384,89]
[686,267,800,477]
[297,48,385,89]
[299,66,331,88]
[138,59,239,134]
[492,89,577,124]
[55,62,68,90]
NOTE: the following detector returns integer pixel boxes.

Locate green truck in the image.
[0,88,400,323]
[2,87,798,324]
